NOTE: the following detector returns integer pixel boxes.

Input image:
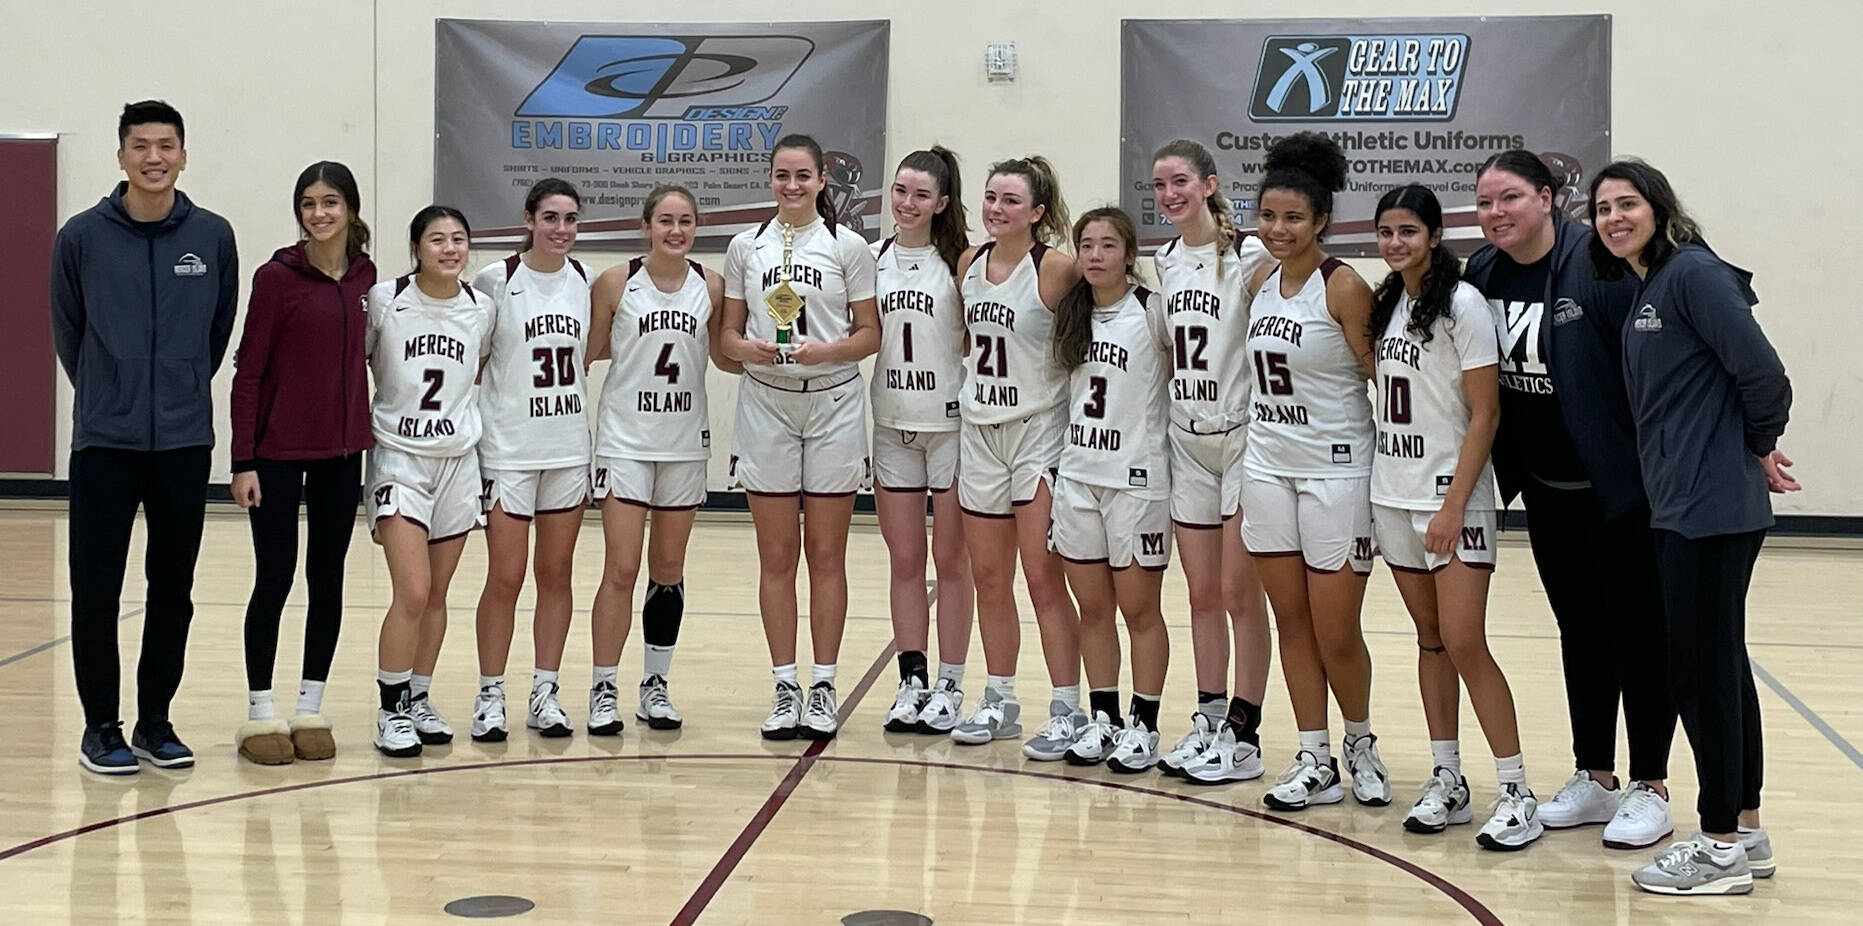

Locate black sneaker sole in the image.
[471,728,509,743]
[416,731,453,745]
[797,726,838,741]
[1404,817,1448,834]
[883,718,918,733]
[1106,760,1158,775]
[636,716,681,731]
[1063,752,1104,767]
[761,726,799,741]
[912,723,956,736]
[1476,833,1536,852]
[589,721,626,736]
[530,724,573,738]
[375,742,422,758]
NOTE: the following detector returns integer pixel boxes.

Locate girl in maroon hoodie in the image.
[229,161,375,764]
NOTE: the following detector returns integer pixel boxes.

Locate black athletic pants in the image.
[1520,481,1676,782]
[1655,528,1766,835]
[68,446,211,727]
[243,454,363,692]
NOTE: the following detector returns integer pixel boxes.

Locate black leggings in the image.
[69,446,210,726]
[1655,528,1765,834]
[1520,482,1676,782]
[242,455,362,692]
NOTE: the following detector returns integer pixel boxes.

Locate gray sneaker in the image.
[950,693,1021,745]
[1631,836,1753,896]
[1739,828,1775,878]
[1021,702,1089,761]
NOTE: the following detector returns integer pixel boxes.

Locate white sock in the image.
[531,668,558,693]
[295,680,325,716]
[1705,837,1740,855]
[248,690,274,722]
[986,674,1016,701]
[478,674,505,694]
[1494,753,1526,787]
[772,663,799,686]
[409,673,432,698]
[1051,684,1081,713]
[1343,717,1372,741]
[1298,728,1331,764]
[378,668,413,686]
[592,665,618,687]
[811,663,836,686]
[644,644,674,679]
[1197,692,1227,721]
[1430,739,1461,774]
[1737,825,1760,835]
[936,661,964,687]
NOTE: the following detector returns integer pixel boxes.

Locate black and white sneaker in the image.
[635,674,682,730]
[799,682,840,740]
[587,680,625,736]
[407,693,453,745]
[1404,766,1474,834]
[885,677,928,732]
[1263,750,1345,811]
[760,681,803,740]
[526,682,573,737]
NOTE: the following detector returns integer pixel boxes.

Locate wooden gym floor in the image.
[0,506,1857,924]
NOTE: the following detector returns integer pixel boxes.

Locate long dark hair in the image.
[1052,207,1139,373]
[772,133,838,230]
[408,205,470,276]
[1260,132,1348,239]
[896,146,968,274]
[1587,158,1702,280]
[293,160,370,259]
[988,155,1070,247]
[519,178,581,253]
[1369,186,1460,346]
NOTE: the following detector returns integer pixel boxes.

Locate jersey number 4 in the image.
[654,343,681,384]
[532,346,578,388]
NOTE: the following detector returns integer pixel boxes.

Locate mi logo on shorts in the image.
[1141,532,1166,557]
[1332,443,1353,464]
[373,486,393,507]
[172,253,207,277]
[517,35,813,119]
[1460,526,1488,551]
[1352,536,1375,561]
[1128,467,1149,488]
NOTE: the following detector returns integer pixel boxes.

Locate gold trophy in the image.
[763,222,803,357]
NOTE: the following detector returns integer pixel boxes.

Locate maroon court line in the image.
[0,739,1504,923]
[669,641,897,926]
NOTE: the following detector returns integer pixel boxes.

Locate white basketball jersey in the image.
[1155,233,1273,431]
[1242,260,1375,478]
[723,217,877,383]
[960,242,1065,424]
[871,238,964,431]
[1059,286,1172,497]
[1371,281,1501,510]
[596,258,713,462]
[366,276,493,457]
[472,256,592,469]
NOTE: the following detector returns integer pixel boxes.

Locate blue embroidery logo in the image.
[516,36,813,120]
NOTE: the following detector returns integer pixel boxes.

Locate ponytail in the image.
[519,177,581,253]
[1152,139,1232,280]
[772,133,838,228]
[897,145,969,274]
[990,155,1070,249]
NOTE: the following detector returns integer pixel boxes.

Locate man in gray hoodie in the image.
[50,100,238,775]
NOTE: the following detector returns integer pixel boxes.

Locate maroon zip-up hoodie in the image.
[229,244,375,471]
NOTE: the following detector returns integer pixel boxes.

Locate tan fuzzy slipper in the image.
[288,713,337,761]
[237,719,295,765]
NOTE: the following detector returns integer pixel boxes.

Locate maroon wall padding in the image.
[0,137,57,474]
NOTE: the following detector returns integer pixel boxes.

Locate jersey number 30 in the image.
[532,346,578,388]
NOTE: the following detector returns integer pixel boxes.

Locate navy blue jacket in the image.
[1463,216,1647,519]
[50,184,239,452]
[1620,244,1789,538]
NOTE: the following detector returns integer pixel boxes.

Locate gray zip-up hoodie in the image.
[50,183,239,452]
[1620,243,1790,538]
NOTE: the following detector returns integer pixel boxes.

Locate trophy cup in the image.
[763,222,803,359]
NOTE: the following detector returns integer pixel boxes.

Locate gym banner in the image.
[1121,16,1610,256]
[436,19,888,251]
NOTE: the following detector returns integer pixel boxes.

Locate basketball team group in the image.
[51,99,1794,896]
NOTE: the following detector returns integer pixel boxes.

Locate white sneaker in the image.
[1263,750,1345,810]
[407,694,453,745]
[1477,783,1544,851]
[1342,733,1392,806]
[1106,719,1162,774]
[470,687,509,742]
[526,682,573,737]
[1603,782,1674,849]
[1022,704,1089,761]
[1160,713,1218,778]
[374,708,421,758]
[884,678,928,733]
[760,682,803,740]
[951,694,1021,745]
[1064,711,1119,766]
[915,680,964,735]
[587,680,624,736]
[1403,766,1474,834]
[1738,827,1775,878]
[635,674,682,730]
[1180,726,1265,785]
[799,682,839,740]
[1539,771,1622,829]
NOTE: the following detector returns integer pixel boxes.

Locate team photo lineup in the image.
[53,88,1797,903]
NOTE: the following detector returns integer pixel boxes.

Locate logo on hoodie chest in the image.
[173,253,207,277]
[1633,304,1663,332]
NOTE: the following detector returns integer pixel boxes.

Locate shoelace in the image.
[1416,770,1458,810]
[1551,772,1596,806]
[806,687,836,718]
[642,681,673,714]
[1112,725,1150,754]
[1655,840,1705,875]
[384,714,415,737]
[1616,786,1664,821]
[1169,716,1213,756]
[770,685,801,717]
[1035,713,1076,742]
[1275,752,1322,786]
[590,683,618,716]
[922,689,957,718]
[966,699,1004,727]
